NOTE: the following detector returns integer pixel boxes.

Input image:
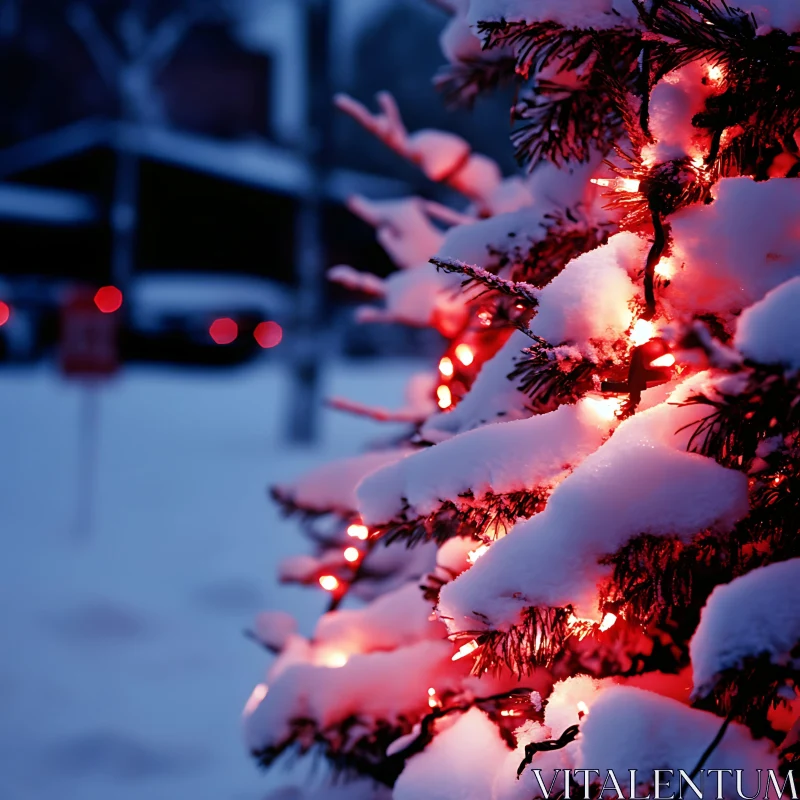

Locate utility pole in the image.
[288,0,331,443]
[110,76,141,298]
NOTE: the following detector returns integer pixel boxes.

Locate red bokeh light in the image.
[254,321,283,348]
[0,301,9,327]
[209,317,238,344]
[94,286,123,314]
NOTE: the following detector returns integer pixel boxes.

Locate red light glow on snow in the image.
[439,356,454,377]
[655,258,676,280]
[577,701,589,718]
[467,544,489,564]
[584,396,623,421]
[455,343,474,366]
[437,385,452,409]
[347,523,369,540]
[254,321,283,348]
[209,317,238,344]
[319,650,348,668]
[0,301,9,326]
[629,318,655,347]
[319,575,340,591]
[343,546,360,563]
[649,353,676,368]
[94,286,123,314]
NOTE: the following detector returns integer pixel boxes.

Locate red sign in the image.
[59,287,120,377]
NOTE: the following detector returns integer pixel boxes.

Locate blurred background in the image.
[0,1,514,798]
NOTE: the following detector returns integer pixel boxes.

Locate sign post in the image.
[59,286,121,539]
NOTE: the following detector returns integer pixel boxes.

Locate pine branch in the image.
[599,531,743,630]
[326,396,428,424]
[431,256,540,308]
[674,368,798,470]
[644,0,762,76]
[509,343,599,409]
[694,656,797,741]
[512,80,621,167]
[642,0,800,173]
[388,687,535,763]
[253,715,413,787]
[477,20,635,80]
[434,56,518,109]
[507,28,641,168]
[373,489,547,549]
[463,605,575,676]
[504,208,613,287]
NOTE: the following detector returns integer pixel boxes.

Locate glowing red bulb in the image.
[649,353,676,368]
[209,317,238,345]
[347,523,369,540]
[94,286,123,314]
[254,321,283,349]
[343,547,360,563]
[0,301,9,327]
[454,343,474,366]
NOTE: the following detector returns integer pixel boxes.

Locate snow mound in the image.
[668,178,800,319]
[734,277,800,372]
[578,687,777,800]
[314,582,443,654]
[357,399,617,526]
[438,377,750,630]
[243,640,462,752]
[528,232,643,348]
[422,330,534,439]
[393,708,509,800]
[691,558,800,697]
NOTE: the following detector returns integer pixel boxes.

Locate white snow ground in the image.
[0,360,418,800]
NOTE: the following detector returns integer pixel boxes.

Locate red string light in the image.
[209,318,238,345]
[94,286,123,314]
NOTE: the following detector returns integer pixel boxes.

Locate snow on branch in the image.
[243,640,467,783]
[437,375,751,668]
[313,582,445,656]
[271,450,412,517]
[734,276,800,373]
[327,265,385,297]
[431,256,540,308]
[326,396,431,424]
[344,196,468,270]
[358,399,618,529]
[335,92,503,204]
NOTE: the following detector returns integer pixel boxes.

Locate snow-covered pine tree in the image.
[244,2,800,798]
